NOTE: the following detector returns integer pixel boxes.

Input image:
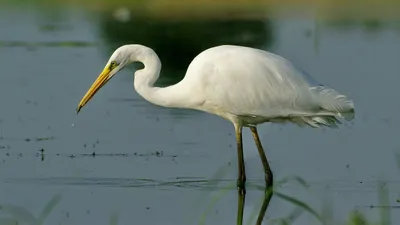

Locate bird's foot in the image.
[237,174,247,194]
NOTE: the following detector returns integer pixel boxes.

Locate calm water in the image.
[0,3,399,225]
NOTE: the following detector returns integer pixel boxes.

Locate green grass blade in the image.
[0,204,38,225]
[37,193,62,225]
[275,191,322,223]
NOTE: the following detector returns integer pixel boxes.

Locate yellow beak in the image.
[76,66,112,114]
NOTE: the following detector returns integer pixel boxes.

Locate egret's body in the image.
[77,44,355,193]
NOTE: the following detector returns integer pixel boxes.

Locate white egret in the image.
[76,44,355,192]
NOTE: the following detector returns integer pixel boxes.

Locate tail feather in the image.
[310,85,355,121]
[286,85,355,128]
[290,116,341,128]
[265,85,355,128]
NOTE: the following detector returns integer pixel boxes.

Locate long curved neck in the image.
[131,45,193,109]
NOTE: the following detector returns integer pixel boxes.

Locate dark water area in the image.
[0,2,399,225]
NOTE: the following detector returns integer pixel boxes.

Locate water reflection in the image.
[97,9,274,85]
[237,187,272,225]
[0,190,272,225]
[4,176,274,225]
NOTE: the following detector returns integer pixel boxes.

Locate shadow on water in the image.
[97,8,274,86]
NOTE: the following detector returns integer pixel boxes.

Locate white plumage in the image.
[177,45,354,128]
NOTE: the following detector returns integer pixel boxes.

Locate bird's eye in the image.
[109,61,118,70]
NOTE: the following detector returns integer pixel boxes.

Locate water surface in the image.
[0,3,399,225]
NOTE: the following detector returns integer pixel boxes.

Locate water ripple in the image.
[4,177,400,193]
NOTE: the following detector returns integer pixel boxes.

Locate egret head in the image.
[76,46,132,113]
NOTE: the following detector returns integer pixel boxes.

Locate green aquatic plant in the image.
[109,212,119,225]
[194,171,322,225]
[193,157,400,225]
[342,182,392,225]
[0,193,62,225]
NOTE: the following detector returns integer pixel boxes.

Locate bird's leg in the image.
[235,124,246,194]
[250,127,273,188]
